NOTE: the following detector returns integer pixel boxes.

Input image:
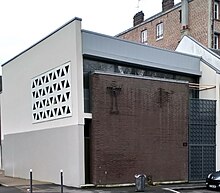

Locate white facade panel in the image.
[1,18,85,187]
[31,62,72,123]
[2,125,84,187]
[2,18,84,135]
[199,62,217,100]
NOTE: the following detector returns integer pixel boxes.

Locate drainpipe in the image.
[208,0,213,48]
[181,0,189,36]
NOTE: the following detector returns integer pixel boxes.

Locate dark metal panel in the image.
[189,146,203,181]
[203,146,216,179]
[189,99,216,181]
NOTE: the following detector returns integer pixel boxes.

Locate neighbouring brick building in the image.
[117,0,220,50]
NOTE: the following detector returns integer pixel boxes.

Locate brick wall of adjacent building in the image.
[117,0,210,50]
[90,73,189,185]
[118,7,182,51]
[188,0,210,47]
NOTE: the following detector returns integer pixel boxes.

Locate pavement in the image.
[0,170,207,193]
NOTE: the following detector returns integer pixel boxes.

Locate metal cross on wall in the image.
[157,88,174,108]
[107,81,122,114]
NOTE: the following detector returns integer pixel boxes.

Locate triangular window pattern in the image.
[39,79,42,86]
[66,92,70,100]
[61,69,65,77]
[43,112,47,119]
[32,82,35,89]
[45,76,49,83]
[57,84,61,91]
[67,107,71,114]
[49,72,53,80]
[65,65,69,73]
[57,69,60,76]
[32,62,72,123]
[61,80,65,88]
[42,76,45,83]
[66,81,70,88]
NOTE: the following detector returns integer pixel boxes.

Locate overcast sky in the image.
[0,0,181,66]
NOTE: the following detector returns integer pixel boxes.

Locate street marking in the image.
[163,188,180,193]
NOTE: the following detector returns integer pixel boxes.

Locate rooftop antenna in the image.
[136,0,141,11]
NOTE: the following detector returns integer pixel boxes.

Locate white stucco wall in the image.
[2,125,84,186]
[2,18,84,135]
[1,18,85,187]
[199,61,217,100]
[176,36,220,70]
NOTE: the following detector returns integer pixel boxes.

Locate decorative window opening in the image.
[32,62,72,123]
[156,22,163,40]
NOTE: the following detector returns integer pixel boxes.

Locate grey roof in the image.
[182,35,220,73]
[82,30,201,76]
[2,15,201,77]
[210,48,220,56]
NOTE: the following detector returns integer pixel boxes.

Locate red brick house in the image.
[117,0,220,50]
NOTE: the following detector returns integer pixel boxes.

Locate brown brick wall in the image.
[118,8,182,50]
[188,0,209,47]
[118,0,210,50]
[90,73,189,185]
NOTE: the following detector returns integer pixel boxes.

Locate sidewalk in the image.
[0,170,207,193]
[0,170,48,187]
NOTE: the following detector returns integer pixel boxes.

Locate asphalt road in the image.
[164,187,220,193]
[0,184,216,193]
[0,186,23,193]
[0,184,76,193]
[179,190,219,193]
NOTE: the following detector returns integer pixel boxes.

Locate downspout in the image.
[208,0,214,48]
[181,0,189,36]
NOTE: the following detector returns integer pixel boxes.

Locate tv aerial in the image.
[136,0,142,10]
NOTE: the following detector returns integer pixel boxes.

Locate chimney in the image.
[181,0,189,30]
[162,0,174,12]
[133,11,144,26]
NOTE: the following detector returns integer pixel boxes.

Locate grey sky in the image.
[0,0,181,66]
